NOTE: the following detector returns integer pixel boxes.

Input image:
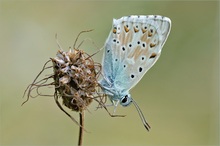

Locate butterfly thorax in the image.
[99,78,132,106]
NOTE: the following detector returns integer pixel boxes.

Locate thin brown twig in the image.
[73,29,94,50]
[54,91,81,127]
[78,110,84,146]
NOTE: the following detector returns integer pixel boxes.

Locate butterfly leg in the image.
[112,100,119,114]
[95,98,125,117]
[107,106,126,118]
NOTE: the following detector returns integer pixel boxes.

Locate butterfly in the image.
[99,15,171,131]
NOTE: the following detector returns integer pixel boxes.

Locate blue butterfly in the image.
[99,15,171,131]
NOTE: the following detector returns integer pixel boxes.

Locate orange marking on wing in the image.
[148,31,152,37]
[134,27,139,33]
[113,28,117,34]
[141,28,147,33]
[150,43,156,48]
[124,25,129,33]
[150,53,157,58]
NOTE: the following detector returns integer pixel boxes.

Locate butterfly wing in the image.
[102,15,171,92]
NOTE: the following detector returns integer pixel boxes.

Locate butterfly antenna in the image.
[132,99,151,131]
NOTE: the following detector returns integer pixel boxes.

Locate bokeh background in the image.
[0,1,219,146]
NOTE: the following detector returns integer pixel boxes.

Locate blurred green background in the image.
[0,1,219,146]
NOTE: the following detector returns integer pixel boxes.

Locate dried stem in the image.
[78,110,85,146]
[22,60,52,105]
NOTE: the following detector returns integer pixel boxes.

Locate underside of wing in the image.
[102,15,171,91]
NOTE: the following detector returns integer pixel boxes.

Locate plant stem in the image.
[78,111,84,146]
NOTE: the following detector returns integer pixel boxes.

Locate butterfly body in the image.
[99,15,171,130]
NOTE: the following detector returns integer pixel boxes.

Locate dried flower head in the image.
[51,48,100,112]
[22,30,102,126]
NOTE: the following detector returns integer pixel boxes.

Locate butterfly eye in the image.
[121,96,127,103]
[120,94,132,106]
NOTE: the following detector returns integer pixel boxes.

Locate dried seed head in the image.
[52,49,100,112]
[22,30,103,128]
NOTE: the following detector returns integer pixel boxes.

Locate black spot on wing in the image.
[139,67,143,72]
